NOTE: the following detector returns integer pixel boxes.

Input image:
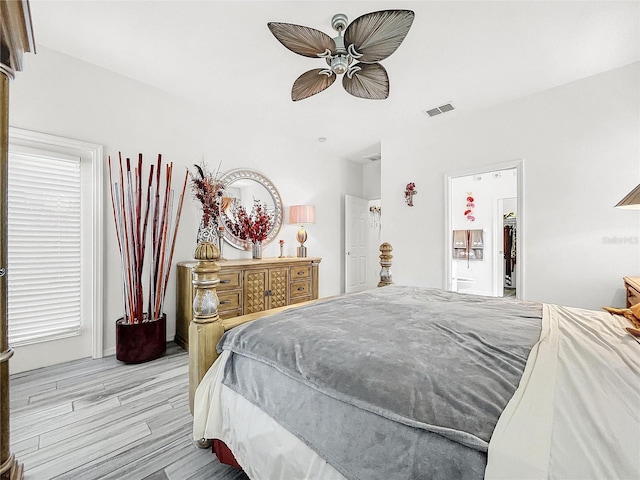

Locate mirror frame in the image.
[220,168,284,250]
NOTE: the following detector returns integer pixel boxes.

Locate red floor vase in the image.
[115,314,166,363]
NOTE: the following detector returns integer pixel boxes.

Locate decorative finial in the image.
[194,242,220,261]
[378,242,393,287]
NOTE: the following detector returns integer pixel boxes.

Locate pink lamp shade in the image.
[616,183,640,209]
[289,205,316,224]
[289,205,315,257]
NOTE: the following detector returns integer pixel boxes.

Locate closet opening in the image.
[502,202,517,298]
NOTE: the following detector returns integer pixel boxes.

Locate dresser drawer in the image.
[218,290,241,311]
[218,271,241,290]
[290,281,311,298]
[291,265,311,280]
[290,294,311,305]
[220,308,242,320]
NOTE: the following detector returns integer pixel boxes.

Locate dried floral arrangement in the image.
[404,182,417,206]
[225,199,274,243]
[108,153,188,324]
[464,193,475,222]
[190,162,225,228]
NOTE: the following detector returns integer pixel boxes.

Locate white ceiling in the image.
[27,1,640,159]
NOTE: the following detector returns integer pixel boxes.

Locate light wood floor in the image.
[9,343,250,480]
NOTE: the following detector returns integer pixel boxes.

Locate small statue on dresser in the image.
[217,225,226,260]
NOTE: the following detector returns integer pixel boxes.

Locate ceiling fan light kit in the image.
[267,9,415,101]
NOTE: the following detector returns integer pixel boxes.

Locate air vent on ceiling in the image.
[423,102,455,117]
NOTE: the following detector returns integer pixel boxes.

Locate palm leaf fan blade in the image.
[343,63,389,99]
[344,10,415,63]
[292,69,336,101]
[268,22,336,57]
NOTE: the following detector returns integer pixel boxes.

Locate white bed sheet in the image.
[486,304,640,479]
[194,304,640,480]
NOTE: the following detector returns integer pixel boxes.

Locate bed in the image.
[189,249,639,480]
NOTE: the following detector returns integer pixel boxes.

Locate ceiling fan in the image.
[267,9,415,102]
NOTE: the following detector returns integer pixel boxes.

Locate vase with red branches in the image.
[108,153,188,363]
[226,199,274,258]
[190,162,225,244]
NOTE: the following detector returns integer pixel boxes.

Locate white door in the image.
[345,195,369,293]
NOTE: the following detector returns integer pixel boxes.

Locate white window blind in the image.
[8,150,82,345]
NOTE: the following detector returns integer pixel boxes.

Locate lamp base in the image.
[296,245,307,258]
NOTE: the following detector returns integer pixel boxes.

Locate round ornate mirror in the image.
[219,169,283,250]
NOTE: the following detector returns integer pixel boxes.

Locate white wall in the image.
[363,161,381,200]
[9,47,350,356]
[381,62,640,309]
[9,48,639,363]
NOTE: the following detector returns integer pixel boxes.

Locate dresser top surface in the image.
[178,257,322,268]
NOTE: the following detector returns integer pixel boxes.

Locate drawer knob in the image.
[297,287,304,291]
[220,279,231,284]
[219,300,231,305]
[297,271,304,275]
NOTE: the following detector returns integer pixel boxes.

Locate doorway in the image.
[444,160,525,299]
[499,197,518,298]
[343,143,382,293]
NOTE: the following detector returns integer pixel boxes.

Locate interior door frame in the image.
[443,159,525,299]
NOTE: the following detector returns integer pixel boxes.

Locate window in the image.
[7,128,103,358]
[8,149,82,344]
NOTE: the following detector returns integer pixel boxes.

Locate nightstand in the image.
[623,276,640,307]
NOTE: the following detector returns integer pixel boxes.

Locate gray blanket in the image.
[221,286,542,479]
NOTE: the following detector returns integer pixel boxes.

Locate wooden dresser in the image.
[624,276,640,307]
[175,257,321,350]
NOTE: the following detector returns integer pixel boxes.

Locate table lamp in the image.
[289,205,315,257]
